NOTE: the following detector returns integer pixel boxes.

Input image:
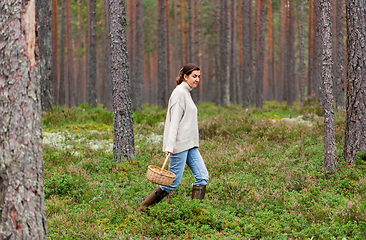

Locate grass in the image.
[42,100,366,239]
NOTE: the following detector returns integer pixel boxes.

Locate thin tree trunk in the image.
[166,0,171,101]
[255,0,265,108]
[334,0,345,109]
[174,0,178,75]
[59,0,66,105]
[267,0,274,101]
[308,0,314,96]
[77,0,83,105]
[128,0,135,107]
[67,0,76,107]
[181,0,188,64]
[242,0,252,108]
[0,0,47,238]
[37,0,54,111]
[287,0,296,106]
[320,0,337,176]
[315,0,323,105]
[343,0,366,164]
[215,0,221,106]
[135,0,144,110]
[88,0,97,107]
[230,0,237,104]
[300,0,306,104]
[109,0,135,162]
[52,0,58,105]
[192,0,200,102]
[220,0,230,107]
[158,0,168,108]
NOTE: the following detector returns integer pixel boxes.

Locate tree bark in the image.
[267,0,274,101]
[37,0,54,111]
[67,0,76,107]
[135,0,144,111]
[88,0,97,107]
[0,0,47,238]
[59,0,66,105]
[215,0,221,106]
[286,0,296,106]
[255,0,265,108]
[343,0,366,164]
[76,0,83,106]
[220,0,230,107]
[181,0,188,65]
[102,0,112,110]
[158,0,168,108]
[230,0,237,104]
[52,0,58,105]
[315,0,323,105]
[242,0,252,108]
[300,0,306,104]
[109,0,135,162]
[334,0,345,109]
[320,0,337,175]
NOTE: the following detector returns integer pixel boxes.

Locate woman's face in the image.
[184,70,201,88]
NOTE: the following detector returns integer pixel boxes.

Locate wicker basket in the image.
[146,155,176,186]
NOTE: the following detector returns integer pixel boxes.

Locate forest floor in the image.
[42,100,366,239]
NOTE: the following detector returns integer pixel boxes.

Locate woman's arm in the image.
[164,102,184,153]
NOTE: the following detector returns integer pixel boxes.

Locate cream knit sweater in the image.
[163,82,199,154]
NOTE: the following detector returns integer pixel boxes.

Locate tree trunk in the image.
[220,0,230,107]
[215,0,221,106]
[0,0,47,238]
[315,0,323,105]
[158,0,168,108]
[334,0,345,109]
[76,0,83,106]
[287,0,296,106]
[343,0,366,164]
[37,0,54,111]
[300,0,306,104]
[230,0,237,104]
[320,0,337,175]
[191,0,200,102]
[181,0,188,64]
[88,0,97,107]
[308,0,314,97]
[255,0,265,108]
[52,0,58,105]
[59,0,66,105]
[103,0,112,110]
[188,0,193,63]
[174,0,179,76]
[128,0,135,107]
[267,0,274,101]
[135,0,144,110]
[242,0,252,108]
[67,0,76,107]
[109,0,135,162]
[166,0,172,101]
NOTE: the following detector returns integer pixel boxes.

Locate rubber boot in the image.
[191,184,206,200]
[137,186,169,213]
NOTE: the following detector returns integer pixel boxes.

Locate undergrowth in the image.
[42,101,366,239]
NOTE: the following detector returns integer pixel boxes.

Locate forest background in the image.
[51,0,345,111]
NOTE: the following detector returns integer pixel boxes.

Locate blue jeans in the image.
[160,147,209,193]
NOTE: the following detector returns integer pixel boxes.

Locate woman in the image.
[137,63,209,212]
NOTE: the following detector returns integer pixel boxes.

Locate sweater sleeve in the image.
[164,101,184,153]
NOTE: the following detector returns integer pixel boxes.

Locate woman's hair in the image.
[176,63,200,85]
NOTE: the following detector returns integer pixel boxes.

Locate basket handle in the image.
[161,154,170,172]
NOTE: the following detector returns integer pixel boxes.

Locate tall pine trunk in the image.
[334,0,345,108]
[158,0,168,108]
[220,0,230,107]
[109,0,135,162]
[255,0,265,108]
[215,0,221,106]
[37,0,54,111]
[267,0,274,101]
[242,0,252,108]
[0,0,47,238]
[52,0,58,105]
[343,0,366,164]
[320,0,337,175]
[59,0,66,105]
[135,0,144,110]
[300,0,306,104]
[76,0,83,105]
[103,0,112,110]
[67,0,76,107]
[181,0,188,64]
[88,0,97,107]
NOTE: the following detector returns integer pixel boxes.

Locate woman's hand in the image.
[165,151,171,157]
